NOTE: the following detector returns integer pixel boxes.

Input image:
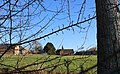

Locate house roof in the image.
[57,46,74,53]
[0,44,8,49]
[62,49,74,52]
[0,44,15,54]
[14,45,25,50]
[0,44,15,50]
[57,49,74,52]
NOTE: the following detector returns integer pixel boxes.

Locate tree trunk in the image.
[95,0,120,74]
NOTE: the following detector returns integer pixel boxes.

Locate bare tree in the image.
[0,0,97,74]
[29,40,43,54]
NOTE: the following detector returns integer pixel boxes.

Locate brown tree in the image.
[95,0,120,73]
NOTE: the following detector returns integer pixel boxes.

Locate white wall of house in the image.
[15,46,20,50]
[14,50,20,55]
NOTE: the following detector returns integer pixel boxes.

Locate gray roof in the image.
[0,44,15,49]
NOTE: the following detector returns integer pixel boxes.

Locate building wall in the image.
[60,50,74,56]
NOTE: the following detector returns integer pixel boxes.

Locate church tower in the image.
[62,45,64,50]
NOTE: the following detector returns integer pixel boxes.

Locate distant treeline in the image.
[75,50,97,55]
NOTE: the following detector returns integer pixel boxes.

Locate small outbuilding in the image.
[0,44,28,55]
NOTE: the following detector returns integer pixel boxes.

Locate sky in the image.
[37,0,97,51]
[0,0,97,51]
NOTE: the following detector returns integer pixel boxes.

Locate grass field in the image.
[0,54,97,74]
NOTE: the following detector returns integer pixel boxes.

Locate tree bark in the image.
[95,0,120,74]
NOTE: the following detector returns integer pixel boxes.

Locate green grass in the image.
[0,54,97,73]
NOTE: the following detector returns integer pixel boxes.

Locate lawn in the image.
[0,54,97,74]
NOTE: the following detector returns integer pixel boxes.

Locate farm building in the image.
[0,44,15,55]
[56,46,74,56]
[14,46,28,55]
[75,50,97,55]
[75,47,97,55]
[0,44,28,55]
